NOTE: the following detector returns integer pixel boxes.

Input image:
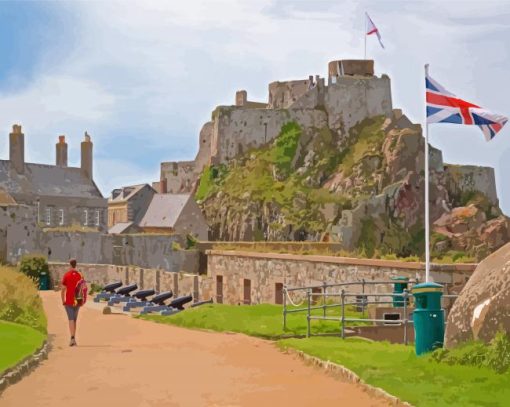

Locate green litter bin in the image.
[391,276,409,308]
[38,271,50,291]
[412,282,444,355]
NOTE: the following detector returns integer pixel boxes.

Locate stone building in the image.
[138,194,208,240]
[108,184,208,239]
[108,184,156,232]
[0,125,107,231]
[158,59,392,193]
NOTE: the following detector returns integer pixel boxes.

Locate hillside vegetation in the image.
[197,115,509,260]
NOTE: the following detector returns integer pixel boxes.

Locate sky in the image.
[0,0,509,213]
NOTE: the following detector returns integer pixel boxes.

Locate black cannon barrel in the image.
[150,291,173,305]
[134,289,155,301]
[103,281,123,293]
[170,295,193,310]
[116,283,138,296]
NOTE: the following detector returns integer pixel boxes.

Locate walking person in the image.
[61,259,87,346]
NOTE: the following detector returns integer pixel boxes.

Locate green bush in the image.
[430,331,510,373]
[185,234,198,249]
[89,283,103,295]
[18,254,49,283]
[171,241,182,251]
[0,266,47,332]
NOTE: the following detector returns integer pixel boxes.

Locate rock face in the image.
[445,241,510,347]
[199,110,510,259]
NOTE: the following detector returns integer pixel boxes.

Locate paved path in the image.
[1,292,388,407]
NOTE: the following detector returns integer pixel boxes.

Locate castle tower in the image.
[56,135,68,167]
[328,59,374,84]
[9,124,24,174]
[81,132,93,179]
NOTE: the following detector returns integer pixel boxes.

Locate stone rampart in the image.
[205,250,475,305]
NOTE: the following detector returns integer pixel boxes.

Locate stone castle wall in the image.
[48,262,210,301]
[210,108,328,164]
[444,165,498,205]
[205,250,475,305]
[47,250,475,307]
[0,203,200,273]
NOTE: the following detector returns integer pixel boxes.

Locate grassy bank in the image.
[279,337,510,407]
[139,303,366,339]
[0,320,46,374]
[0,265,47,375]
[0,266,47,332]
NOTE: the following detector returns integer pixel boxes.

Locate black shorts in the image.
[65,305,80,321]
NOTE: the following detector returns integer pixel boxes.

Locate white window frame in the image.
[95,209,101,226]
[45,207,52,226]
[83,209,89,226]
[58,209,65,226]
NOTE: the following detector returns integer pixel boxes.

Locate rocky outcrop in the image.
[199,108,509,259]
[445,241,510,347]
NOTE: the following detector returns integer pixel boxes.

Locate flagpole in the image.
[424,64,430,282]
[364,13,367,60]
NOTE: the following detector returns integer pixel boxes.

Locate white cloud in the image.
[1,0,509,212]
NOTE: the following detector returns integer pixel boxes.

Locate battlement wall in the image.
[210,107,327,164]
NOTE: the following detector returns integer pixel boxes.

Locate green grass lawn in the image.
[278,337,510,407]
[0,320,46,374]
[139,303,366,339]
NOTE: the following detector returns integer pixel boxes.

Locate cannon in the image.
[169,295,193,310]
[159,295,193,316]
[107,283,138,306]
[122,289,156,311]
[94,281,123,302]
[140,291,174,314]
[190,298,214,308]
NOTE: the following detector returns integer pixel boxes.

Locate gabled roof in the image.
[108,222,134,234]
[0,161,103,199]
[0,187,17,205]
[138,194,191,228]
[109,184,153,203]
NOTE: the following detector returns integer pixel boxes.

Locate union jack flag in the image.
[426,65,507,141]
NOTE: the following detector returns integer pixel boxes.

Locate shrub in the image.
[171,241,182,251]
[89,283,103,295]
[429,331,510,373]
[0,266,47,332]
[18,255,49,283]
[185,234,198,249]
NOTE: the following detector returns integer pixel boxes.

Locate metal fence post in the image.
[323,281,327,318]
[307,289,311,338]
[361,278,366,317]
[403,289,408,345]
[341,288,345,339]
[283,286,287,331]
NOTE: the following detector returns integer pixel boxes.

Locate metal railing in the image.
[283,280,458,345]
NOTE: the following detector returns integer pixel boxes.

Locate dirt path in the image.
[1,292,388,407]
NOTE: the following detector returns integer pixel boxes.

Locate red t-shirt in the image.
[62,269,82,306]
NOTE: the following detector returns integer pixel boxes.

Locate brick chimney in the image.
[56,135,68,167]
[9,124,25,173]
[81,132,93,179]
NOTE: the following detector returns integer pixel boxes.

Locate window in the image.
[83,209,89,226]
[45,207,52,226]
[58,209,64,226]
[95,209,101,226]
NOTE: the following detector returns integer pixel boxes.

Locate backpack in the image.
[74,273,88,306]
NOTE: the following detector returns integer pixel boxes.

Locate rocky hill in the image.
[196,110,510,261]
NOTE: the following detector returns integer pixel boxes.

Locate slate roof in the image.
[138,194,190,228]
[109,184,151,203]
[0,160,103,199]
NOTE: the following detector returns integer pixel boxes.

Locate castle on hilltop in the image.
[157,59,393,194]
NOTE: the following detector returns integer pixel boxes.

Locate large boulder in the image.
[444,241,510,348]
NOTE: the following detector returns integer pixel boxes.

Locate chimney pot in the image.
[56,135,68,167]
[81,131,93,179]
[9,123,25,173]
